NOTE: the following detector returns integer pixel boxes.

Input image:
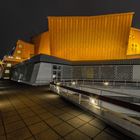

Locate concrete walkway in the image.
[0,80,133,140]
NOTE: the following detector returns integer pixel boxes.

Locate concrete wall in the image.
[35,63,52,85]
[133,65,140,81]
[11,62,140,86]
[62,65,73,79]
[72,65,133,81]
[11,62,53,85]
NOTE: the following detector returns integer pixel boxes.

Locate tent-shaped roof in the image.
[48,12,134,61]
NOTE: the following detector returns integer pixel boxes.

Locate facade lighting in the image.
[104,82,109,86]
[72,81,76,85]
[8,56,13,59]
[56,86,60,94]
[56,82,61,86]
[16,57,21,60]
[90,98,98,106]
[52,74,56,78]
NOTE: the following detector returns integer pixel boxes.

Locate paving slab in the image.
[0,80,133,140]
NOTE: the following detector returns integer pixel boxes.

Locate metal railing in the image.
[58,79,140,87]
[50,82,140,140]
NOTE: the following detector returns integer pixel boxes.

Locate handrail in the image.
[60,79,140,97]
[51,83,140,112]
[60,79,140,84]
[77,84,140,98]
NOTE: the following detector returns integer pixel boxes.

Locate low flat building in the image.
[11,54,140,85]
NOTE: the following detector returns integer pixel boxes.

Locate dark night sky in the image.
[0,0,140,59]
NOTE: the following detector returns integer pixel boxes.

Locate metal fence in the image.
[50,82,140,140]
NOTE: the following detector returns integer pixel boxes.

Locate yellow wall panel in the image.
[32,31,50,55]
[48,13,134,61]
[3,40,35,67]
[127,28,140,57]
[13,40,34,59]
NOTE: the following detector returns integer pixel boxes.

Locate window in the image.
[5,70,10,74]
[7,63,12,67]
[58,66,61,70]
[4,77,10,79]
[53,65,57,69]
[53,71,56,74]
[16,57,21,60]
[58,72,61,77]
[18,44,23,48]
[17,50,21,54]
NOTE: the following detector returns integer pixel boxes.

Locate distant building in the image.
[2,40,34,79]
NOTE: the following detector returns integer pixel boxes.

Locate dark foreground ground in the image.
[0,80,133,140]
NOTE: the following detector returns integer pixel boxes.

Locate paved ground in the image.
[0,80,133,140]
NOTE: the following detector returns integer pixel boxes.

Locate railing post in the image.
[67,89,69,97]
[83,80,84,85]
[100,89,103,97]
[113,81,115,86]
[92,79,94,85]
[136,81,138,87]
[79,94,81,104]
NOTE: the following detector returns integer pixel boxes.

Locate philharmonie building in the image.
[1,12,140,139]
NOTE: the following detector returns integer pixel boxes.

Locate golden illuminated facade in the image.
[30,12,140,61]
[127,28,140,57]
[2,12,140,77]
[48,13,134,60]
[3,40,34,64]
[32,31,50,55]
[2,40,35,79]
[13,40,34,59]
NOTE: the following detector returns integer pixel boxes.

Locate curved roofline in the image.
[47,12,135,19]
[131,27,140,31]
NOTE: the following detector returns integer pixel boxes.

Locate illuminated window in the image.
[132,35,135,39]
[17,50,21,54]
[7,63,12,67]
[8,56,13,59]
[4,77,10,79]
[5,70,10,74]
[16,57,21,60]
[18,44,23,48]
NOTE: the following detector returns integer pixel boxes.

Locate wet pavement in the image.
[0,80,133,140]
